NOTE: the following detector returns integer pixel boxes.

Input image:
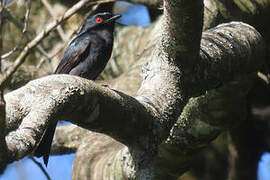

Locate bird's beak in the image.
[105,14,121,24]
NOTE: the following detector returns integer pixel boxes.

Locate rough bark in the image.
[156,73,255,179]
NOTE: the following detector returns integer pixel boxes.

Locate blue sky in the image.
[0,154,75,180]
[116,1,151,26]
[258,152,270,180]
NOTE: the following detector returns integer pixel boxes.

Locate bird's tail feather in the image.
[34,121,57,166]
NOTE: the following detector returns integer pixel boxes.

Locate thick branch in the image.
[163,0,203,62]
[137,1,205,143]
[150,20,265,179]
[52,124,89,154]
[155,74,255,179]
[4,75,156,160]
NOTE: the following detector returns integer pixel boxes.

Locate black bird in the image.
[34,12,121,166]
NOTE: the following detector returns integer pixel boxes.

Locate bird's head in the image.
[80,12,121,33]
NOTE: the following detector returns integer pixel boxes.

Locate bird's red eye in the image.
[96,17,103,23]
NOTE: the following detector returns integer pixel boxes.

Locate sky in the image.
[258,152,270,180]
[0,154,75,180]
[115,1,151,26]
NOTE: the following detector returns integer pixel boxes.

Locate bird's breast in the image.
[94,29,114,46]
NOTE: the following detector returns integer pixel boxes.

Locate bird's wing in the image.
[80,34,111,80]
[54,34,92,74]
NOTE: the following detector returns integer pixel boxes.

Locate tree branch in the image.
[4,75,155,160]
[137,0,204,140]
[41,0,67,42]
[52,124,89,154]
[156,73,255,179]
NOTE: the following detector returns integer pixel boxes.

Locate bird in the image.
[34,12,121,166]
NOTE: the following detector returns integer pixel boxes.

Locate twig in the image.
[41,0,67,41]
[258,72,270,84]
[0,0,116,87]
[2,9,52,63]
[1,0,16,10]
[37,43,66,71]
[30,157,51,180]
[3,8,59,72]
[1,0,32,59]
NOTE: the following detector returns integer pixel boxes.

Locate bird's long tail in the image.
[34,121,57,166]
